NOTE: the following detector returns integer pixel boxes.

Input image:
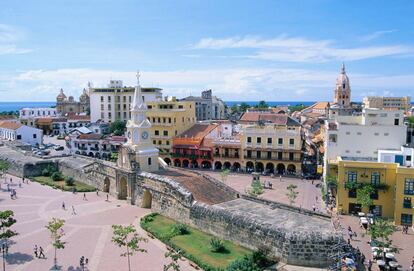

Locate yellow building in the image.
[239,112,302,175]
[334,157,414,225]
[146,98,196,156]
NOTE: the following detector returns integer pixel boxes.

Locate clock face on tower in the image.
[142,131,149,140]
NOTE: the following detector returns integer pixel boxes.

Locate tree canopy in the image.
[110,120,126,136]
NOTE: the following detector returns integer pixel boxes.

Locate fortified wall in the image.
[0,145,342,268]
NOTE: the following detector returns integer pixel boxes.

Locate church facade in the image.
[56,88,90,116]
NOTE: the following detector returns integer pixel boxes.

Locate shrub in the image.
[51,171,63,182]
[227,255,260,271]
[210,237,226,253]
[42,168,50,176]
[65,176,74,186]
[141,213,157,224]
[42,164,57,176]
[171,223,189,236]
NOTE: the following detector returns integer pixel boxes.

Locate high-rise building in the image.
[181,89,226,121]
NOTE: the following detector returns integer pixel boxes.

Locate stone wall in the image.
[188,202,341,268]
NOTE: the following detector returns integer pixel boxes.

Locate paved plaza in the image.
[202,171,325,212]
[0,174,196,271]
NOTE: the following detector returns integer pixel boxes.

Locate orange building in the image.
[171,123,219,169]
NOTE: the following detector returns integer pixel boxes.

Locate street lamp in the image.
[1,243,8,271]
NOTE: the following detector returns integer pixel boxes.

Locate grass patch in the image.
[0,159,10,171]
[141,213,252,270]
[33,176,96,192]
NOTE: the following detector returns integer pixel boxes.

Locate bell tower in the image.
[119,71,159,172]
[333,63,351,108]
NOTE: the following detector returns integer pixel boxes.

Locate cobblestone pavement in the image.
[339,214,414,271]
[0,174,196,271]
[201,170,325,212]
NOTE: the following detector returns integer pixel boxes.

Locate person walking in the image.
[39,246,45,258]
[106,194,109,201]
[83,193,87,201]
[96,190,99,196]
[72,205,76,215]
[62,202,66,210]
[34,245,38,258]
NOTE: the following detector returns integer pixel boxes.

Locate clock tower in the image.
[121,71,159,172]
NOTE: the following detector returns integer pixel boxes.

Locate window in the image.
[247,150,252,158]
[346,131,350,135]
[348,171,357,183]
[108,96,111,102]
[357,132,362,135]
[155,130,159,136]
[407,155,412,161]
[166,141,169,145]
[17,135,22,140]
[256,137,261,144]
[289,153,294,161]
[163,131,168,136]
[403,197,412,209]
[401,214,413,225]
[394,119,399,126]
[278,152,283,160]
[148,157,152,165]
[384,133,389,136]
[278,138,283,145]
[371,172,380,186]
[101,96,104,102]
[153,140,156,144]
[247,137,251,143]
[256,151,261,158]
[267,138,272,144]
[33,134,37,139]
[404,179,414,195]
[158,140,162,145]
[289,138,294,145]
[267,151,272,159]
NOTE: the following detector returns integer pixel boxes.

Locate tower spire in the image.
[132,70,142,111]
[341,62,346,74]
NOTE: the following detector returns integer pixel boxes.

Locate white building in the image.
[89,80,162,123]
[181,89,226,121]
[324,108,407,176]
[0,122,43,146]
[378,146,413,167]
[19,107,58,120]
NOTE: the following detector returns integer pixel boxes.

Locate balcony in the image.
[404,190,414,195]
[403,202,412,209]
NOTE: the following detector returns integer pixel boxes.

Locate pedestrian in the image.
[72,205,76,215]
[106,194,109,201]
[62,201,66,210]
[83,193,87,200]
[39,246,45,258]
[7,183,10,191]
[312,205,316,212]
[10,177,12,183]
[34,245,38,258]
[315,196,318,202]
[13,189,17,199]
[22,177,25,183]
[96,190,99,196]
[279,175,282,182]
[311,179,314,185]
[19,181,22,188]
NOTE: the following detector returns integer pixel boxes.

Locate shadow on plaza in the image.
[5,252,34,265]
[68,266,89,271]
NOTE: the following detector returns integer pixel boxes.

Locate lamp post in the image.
[1,243,8,271]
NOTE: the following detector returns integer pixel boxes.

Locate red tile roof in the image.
[0,121,22,130]
[177,124,218,139]
[78,133,103,140]
[67,115,90,121]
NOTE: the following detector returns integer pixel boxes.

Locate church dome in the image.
[335,63,349,89]
[56,88,67,101]
[79,88,89,102]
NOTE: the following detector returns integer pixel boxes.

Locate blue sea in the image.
[225,101,315,107]
[0,102,55,112]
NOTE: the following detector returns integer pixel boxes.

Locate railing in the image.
[403,203,412,209]
[404,190,414,195]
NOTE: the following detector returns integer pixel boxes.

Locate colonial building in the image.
[332,156,414,226]
[240,114,302,175]
[212,122,242,171]
[324,108,407,178]
[56,88,90,116]
[181,89,226,121]
[146,97,196,156]
[0,121,43,146]
[89,79,162,123]
[171,123,218,169]
[19,108,58,127]
[363,96,411,112]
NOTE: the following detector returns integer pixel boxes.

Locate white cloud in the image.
[0,24,31,55]
[359,30,397,42]
[193,35,413,62]
[2,67,414,102]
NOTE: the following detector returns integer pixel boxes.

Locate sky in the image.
[0,0,414,102]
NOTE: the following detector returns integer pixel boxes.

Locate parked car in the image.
[54,146,64,151]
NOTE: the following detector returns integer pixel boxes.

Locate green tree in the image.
[110,120,126,136]
[0,210,18,247]
[230,104,239,114]
[286,184,299,205]
[356,185,374,211]
[45,218,66,269]
[110,152,119,162]
[368,219,397,259]
[256,100,269,109]
[163,251,181,271]
[239,102,250,112]
[220,169,230,183]
[112,224,148,271]
[247,180,264,197]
